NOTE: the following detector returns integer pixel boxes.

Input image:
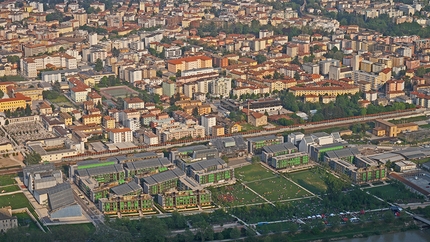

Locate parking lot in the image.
[4,121,56,145]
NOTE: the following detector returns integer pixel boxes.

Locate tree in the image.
[175,70,182,77]
[230,227,241,239]
[24,151,42,165]
[94,58,103,72]
[4,119,9,125]
[25,104,31,116]
[6,55,20,64]
[112,47,120,57]
[0,90,3,99]
[255,54,267,64]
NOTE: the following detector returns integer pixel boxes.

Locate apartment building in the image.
[108,128,133,143]
[124,97,145,110]
[167,56,213,73]
[21,53,78,78]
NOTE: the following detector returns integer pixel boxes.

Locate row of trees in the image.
[279,91,415,122]
[4,104,32,118]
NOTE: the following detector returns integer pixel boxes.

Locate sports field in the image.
[289,170,328,194]
[213,164,313,206]
[100,86,139,99]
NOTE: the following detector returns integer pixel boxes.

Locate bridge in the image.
[413,215,430,227]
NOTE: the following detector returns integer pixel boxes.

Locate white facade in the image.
[109,128,133,143]
[201,115,216,136]
[144,131,159,145]
[21,54,77,78]
[124,118,141,132]
[212,77,232,97]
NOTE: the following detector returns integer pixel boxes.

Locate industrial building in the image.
[124,157,173,178]
[186,158,235,187]
[209,136,248,158]
[262,142,298,162]
[270,152,309,170]
[157,190,212,210]
[247,135,284,154]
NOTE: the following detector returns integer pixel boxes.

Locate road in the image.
[70,182,104,226]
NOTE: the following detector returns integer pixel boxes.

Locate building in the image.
[210,136,248,158]
[99,194,153,214]
[23,163,63,196]
[124,97,145,110]
[169,145,219,163]
[211,77,232,97]
[160,124,205,143]
[270,152,309,170]
[142,168,185,195]
[82,114,102,125]
[59,112,73,126]
[289,80,359,97]
[247,135,284,154]
[103,116,116,129]
[310,143,347,162]
[21,53,78,78]
[327,156,387,184]
[248,112,267,127]
[124,157,172,178]
[108,128,133,143]
[162,81,175,97]
[167,56,213,73]
[201,115,216,136]
[0,93,31,112]
[144,131,159,145]
[185,158,235,187]
[373,119,418,137]
[261,142,298,162]
[0,207,18,232]
[47,183,82,218]
[157,189,211,210]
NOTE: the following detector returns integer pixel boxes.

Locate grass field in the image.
[419,124,430,129]
[1,75,26,82]
[235,163,275,182]
[15,212,40,231]
[289,170,328,194]
[0,185,20,193]
[0,174,17,186]
[47,95,71,104]
[0,193,32,209]
[247,176,311,202]
[366,182,425,203]
[213,183,265,206]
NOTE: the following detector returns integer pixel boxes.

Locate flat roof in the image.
[263,142,297,154]
[110,181,142,196]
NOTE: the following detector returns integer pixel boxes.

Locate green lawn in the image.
[47,95,71,104]
[0,193,32,209]
[412,157,430,164]
[247,177,311,202]
[390,115,427,124]
[289,170,328,194]
[15,212,40,231]
[212,183,264,206]
[1,75,26,82]
[235,163,275,182]
[419,124,430,129]
[366,182,425,203]
[241,123,263,132]
[0,185,20,193]
[0,174,17,186]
